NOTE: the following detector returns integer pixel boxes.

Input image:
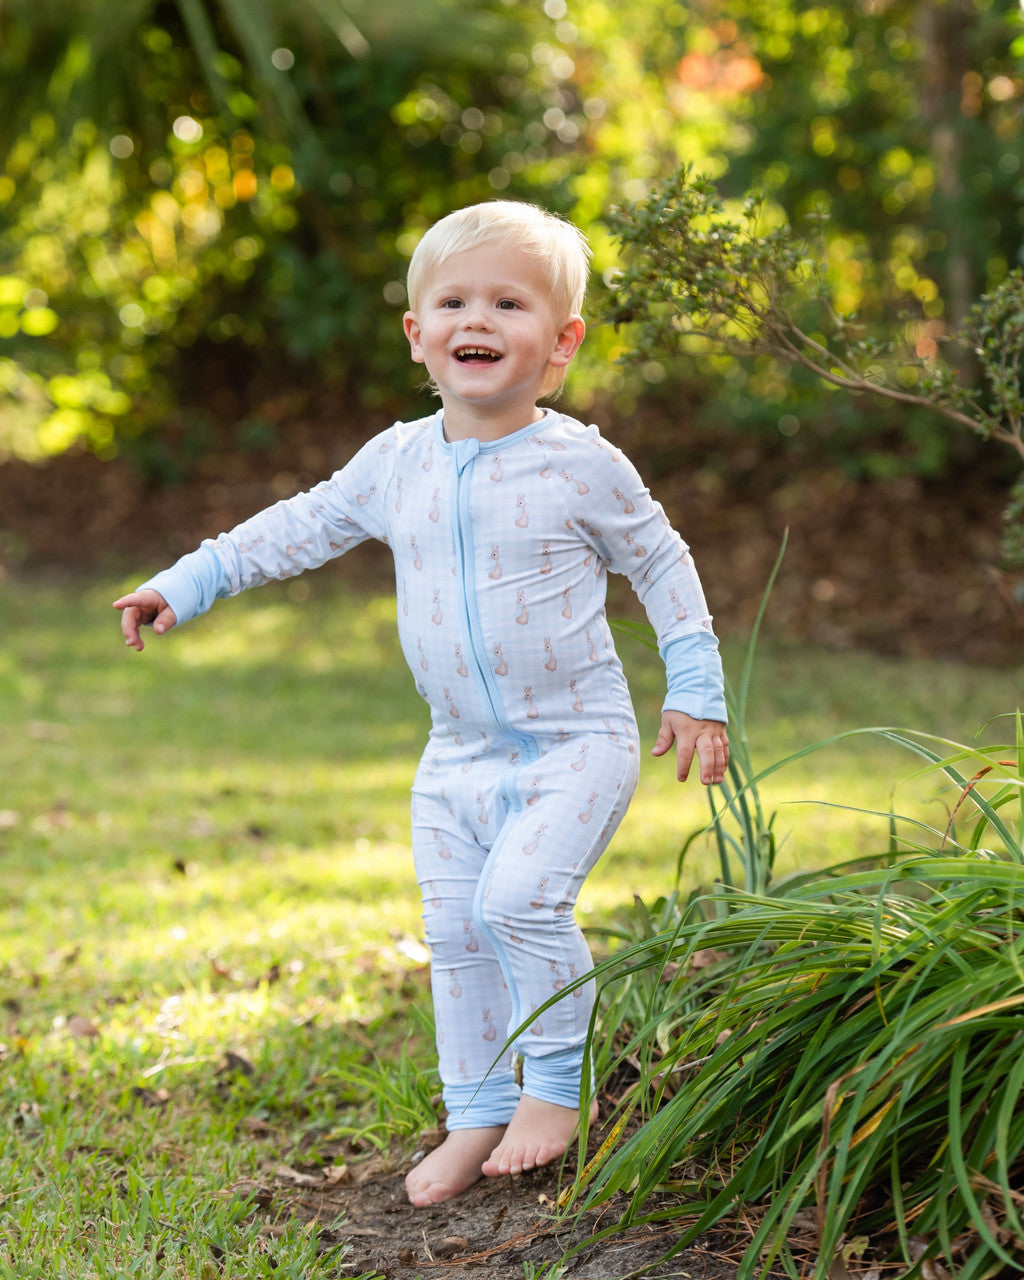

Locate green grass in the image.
[0,569,1021,1275]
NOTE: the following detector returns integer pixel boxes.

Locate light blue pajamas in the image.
[142,407,726,1128]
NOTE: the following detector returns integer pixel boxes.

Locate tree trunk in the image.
[916,0,978,335]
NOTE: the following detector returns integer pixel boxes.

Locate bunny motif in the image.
[543,638,557,672]
[214,408,723,1149]
[522,824,548,856]
[578,792,599,824]
[612,486,635,515]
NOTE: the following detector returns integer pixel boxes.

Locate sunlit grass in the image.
[0,570,1021,1274]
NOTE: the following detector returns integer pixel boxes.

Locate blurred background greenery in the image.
[2,12,1023,1269]
[2,0,1023,486]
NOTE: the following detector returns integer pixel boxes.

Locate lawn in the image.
[1,568,1020,1276]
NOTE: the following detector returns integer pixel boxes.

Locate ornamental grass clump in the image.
[569,717,1024,1279]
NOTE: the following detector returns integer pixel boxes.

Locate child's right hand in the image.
[113,589,177,651]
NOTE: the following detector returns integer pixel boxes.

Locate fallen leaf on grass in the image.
[345,1152,396,1185]
[16,1101,41,1126]
[321,1164,350,1188]
[67,1014,100,1040]
[433,1236,469,1258]
[217,1179,275,1208]
[273,1163,351,1189]
[274,1164,330,1188]
[908,1237,954,1280]
[129,1086,171,1109]
[217,1051,255,1077]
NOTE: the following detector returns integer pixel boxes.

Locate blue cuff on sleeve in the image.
[660,631,728,723]
[139,543,231,627]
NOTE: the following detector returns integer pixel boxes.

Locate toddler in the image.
[115,200,729,1207]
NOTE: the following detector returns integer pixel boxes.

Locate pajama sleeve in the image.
[661,632,728,722]
[138,427,396,626]
[554,423,727,723]
[139,544,231,626]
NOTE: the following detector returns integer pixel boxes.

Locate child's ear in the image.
[550,315,585,368]
[404,312,425,363]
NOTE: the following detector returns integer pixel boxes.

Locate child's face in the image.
[403,242,584,436]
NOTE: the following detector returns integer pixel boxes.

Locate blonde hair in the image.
[406,200,591,398]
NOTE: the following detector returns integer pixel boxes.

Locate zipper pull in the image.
[452,437,481,475]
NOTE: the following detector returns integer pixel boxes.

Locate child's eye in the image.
[497,299,520,310]
[441,298,463,309]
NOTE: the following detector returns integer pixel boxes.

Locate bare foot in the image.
[481,1095,598,1178]
[405,1125,507,1207]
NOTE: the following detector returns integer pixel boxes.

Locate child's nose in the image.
[460,301,493,329]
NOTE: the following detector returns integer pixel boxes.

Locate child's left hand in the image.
[651,711,729,786]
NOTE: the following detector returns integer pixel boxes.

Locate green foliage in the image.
[578,846,1024,1278]
[565,691,1024,1276]
[0,0,581,460]
[605,167,1024,563]
[5,0,1024,481]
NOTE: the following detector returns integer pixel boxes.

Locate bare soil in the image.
[254,1113,794,1280]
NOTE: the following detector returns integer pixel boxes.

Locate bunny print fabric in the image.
[145,407,719,1123]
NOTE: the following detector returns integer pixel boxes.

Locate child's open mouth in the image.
[454,347,501,363]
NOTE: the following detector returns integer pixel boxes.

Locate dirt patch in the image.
[256,1121,791,1280]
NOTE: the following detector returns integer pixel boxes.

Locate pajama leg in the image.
[474,731,639,1108]
[411,778,522,1130]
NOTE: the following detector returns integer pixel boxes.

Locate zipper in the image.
[450,434,538,1050]
[450,437,538,767]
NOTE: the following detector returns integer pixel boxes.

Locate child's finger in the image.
[698,734,728,785]
[120,607,145,650]
[674,738,696,782]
